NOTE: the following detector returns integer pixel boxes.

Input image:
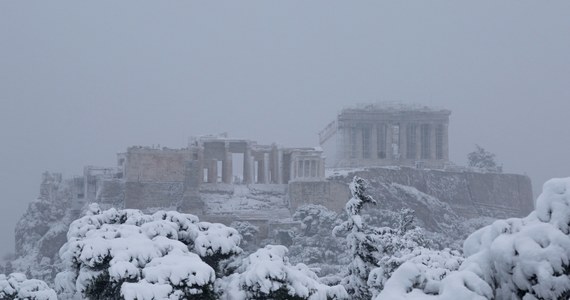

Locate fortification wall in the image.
[124,149,190,182]
[124,182,184,210]
[119,166,533,221]
[95,179,125,207]
[290,167,534,219]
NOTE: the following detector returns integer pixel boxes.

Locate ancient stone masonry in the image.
[319,103,451,169]
[33,104,533,240]
[111,135,326,215]
[16,103,538,283]
[185,135,325,185]
[39,172,62,202]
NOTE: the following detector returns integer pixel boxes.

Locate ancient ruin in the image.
[320,103,450,169]
[34,104,533,238]
[118,134,325,186]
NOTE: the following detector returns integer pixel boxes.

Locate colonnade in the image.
[343,122,448,162]
[201,141,287,184]
[290,156,325,180]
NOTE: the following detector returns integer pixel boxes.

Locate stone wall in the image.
[121,165,533,224]
[124,148,190,182]
[289,167,534,219]
[124,181,184,210]
[95,179,125,207]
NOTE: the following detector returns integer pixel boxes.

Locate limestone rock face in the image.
[326,167,534,220]
[314,167,534,249]
[12,177,78,284]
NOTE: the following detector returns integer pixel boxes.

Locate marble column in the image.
[208,159,218,183]
[197,147,205,183]
[355,127,363,159]
[399,123,407,161]
[415,124,421,160]
[276,149,283,184]
[429,124,437,160]
[222,144,232,184]
[386,124,393,160]
[442,123,449,160]
[257,158,263,184]
[243,146,253,184]
[310,160,316,177]
[260,153,269,184]
[270,147,277,183]
[370,124,378,160]
[345,127,352,161]
[289,156,296,180]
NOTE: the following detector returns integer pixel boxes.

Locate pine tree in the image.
[467,144,501,172]
[333,176,379,299]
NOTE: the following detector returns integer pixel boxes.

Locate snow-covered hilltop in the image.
[8,173,567,299]
[12,164,532,285]
[8,105,538,297]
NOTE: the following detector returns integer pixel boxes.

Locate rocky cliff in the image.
[12,167,534,283]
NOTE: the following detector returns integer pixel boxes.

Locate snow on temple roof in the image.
[343,102,449,113]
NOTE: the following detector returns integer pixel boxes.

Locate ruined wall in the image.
[124,182,184,210]
[290,167,534,220]
[124,148,190,182]
[95,179,125,208]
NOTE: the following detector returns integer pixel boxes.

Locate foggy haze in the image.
[1,0,569,258]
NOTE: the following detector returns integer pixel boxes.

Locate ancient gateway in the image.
[117,135,325,186]
[39,104,533,237]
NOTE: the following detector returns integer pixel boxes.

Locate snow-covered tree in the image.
[375,248,464,300]
[334,177,442,299]
[55,205,241,300]
[215,245,348,300]
[230,221,260,253]
[457,177,570,299]
[289,205,347,266]
[376,177,570,299]
[294,205,340,237]
[333,176,380,299]
[366,209,432,297]
[0,273,57,300]
[467,145,501,172]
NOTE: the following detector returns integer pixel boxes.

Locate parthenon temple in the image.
[319,103,451,169]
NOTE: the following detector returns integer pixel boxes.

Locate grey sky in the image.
[1,1,569,257]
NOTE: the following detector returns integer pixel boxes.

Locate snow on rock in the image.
[0,273,57,300]
[56,205,240,299]
[13,195,76,284]
[216,245,348,300]
[377,177,570,299]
